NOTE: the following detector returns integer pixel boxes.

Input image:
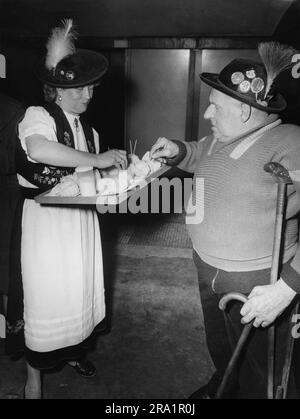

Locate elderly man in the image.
[151,42,300,398]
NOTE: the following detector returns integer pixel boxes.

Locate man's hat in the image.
[200,42,297,113]
[36,19,108,88]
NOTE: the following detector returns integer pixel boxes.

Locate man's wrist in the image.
[277,278,297,300]
[281,263,300,294]
[165,140,187,166]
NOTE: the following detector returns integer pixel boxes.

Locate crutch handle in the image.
[219,292,248,311]
[264,162,292,184]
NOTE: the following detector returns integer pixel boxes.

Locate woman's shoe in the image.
[68,359,96,378]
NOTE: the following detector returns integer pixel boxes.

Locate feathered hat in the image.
[200,42,298,112]
[36,19,108,88]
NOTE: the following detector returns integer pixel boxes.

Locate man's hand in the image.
[150,137,179,162]
[240,279,296,328]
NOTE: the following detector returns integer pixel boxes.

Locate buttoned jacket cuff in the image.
[281,263,300,293]
[165,140,187,166]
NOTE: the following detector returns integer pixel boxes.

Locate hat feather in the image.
[258,41,297,99]
[45,19,77,71]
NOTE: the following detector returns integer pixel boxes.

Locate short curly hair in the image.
[43,84,58,103]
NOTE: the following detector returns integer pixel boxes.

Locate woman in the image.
[18,20,127,399]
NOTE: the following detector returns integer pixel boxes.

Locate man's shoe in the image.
[188,385,212,399]
[68,359,96,378]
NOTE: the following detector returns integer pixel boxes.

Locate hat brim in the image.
[200,72,286,113]
[36,50,108,88]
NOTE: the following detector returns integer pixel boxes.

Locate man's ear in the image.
[241,103,251,123]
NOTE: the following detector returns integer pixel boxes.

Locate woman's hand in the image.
[95,149,128,170]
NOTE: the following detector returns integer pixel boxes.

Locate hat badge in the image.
[65,71,75,80]
[239,80,251,93]
[250,77,265,94]
[246,69,256,79]
[231,72,244,85]
[231,69,265,97]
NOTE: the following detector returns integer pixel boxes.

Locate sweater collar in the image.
[229,117,281,159]
[209,115,281,157]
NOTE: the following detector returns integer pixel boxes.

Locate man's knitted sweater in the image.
[176,118,300,292]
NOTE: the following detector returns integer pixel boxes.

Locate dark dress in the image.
[0,93,25,354]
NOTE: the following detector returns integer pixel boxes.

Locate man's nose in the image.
[82,86,93,99]
[204,104,214,120]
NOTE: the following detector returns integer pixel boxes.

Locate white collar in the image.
[62,110,80,127]
[229,118,281,159]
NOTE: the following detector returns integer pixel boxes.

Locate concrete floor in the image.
[0,214,214,399]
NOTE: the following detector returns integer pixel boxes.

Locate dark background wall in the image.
[273,0,300,124]
[0,0,300,151]
[0,0,292,38]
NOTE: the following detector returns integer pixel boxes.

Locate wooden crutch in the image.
[215,162,294,399]
[264,162,293,399]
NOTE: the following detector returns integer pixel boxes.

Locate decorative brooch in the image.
[65,71,75,80]
[231,69,265,97]
[59,69,75,81]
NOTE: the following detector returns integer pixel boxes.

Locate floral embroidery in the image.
[63,131,72,147]
[87,139,95,153]
[33,167,73,187]
[31,112,95,188]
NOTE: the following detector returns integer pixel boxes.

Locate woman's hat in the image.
[200,42,298,113]
[36,19,108,88]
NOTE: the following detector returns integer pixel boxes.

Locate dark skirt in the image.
[25,320,106,370]
[0,175,25,357]
[0,175,22,294]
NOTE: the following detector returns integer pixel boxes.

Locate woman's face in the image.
[58,85,95,115]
